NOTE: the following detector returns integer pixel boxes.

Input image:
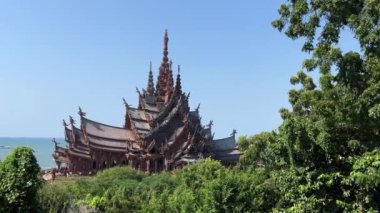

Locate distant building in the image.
[52,31,240,174]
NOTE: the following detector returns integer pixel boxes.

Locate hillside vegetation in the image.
[38,160,276,212]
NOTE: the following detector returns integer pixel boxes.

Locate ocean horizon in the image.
[0,137,64,169]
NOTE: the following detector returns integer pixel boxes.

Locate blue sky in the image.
[0,1,359,138]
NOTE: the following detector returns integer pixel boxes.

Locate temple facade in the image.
[52,31,240,174]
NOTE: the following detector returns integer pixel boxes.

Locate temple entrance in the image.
[158,159,164,171]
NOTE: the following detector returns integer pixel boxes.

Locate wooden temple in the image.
[52,31,240,174]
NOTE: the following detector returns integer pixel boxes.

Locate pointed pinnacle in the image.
[175,65,182,92]
[69,116,75,125]
[163,30,169,62]
[78,107,86,117]
[147,62,155,95]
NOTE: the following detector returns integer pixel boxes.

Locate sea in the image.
[0,137,64,169]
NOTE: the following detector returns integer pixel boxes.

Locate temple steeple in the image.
[147,61,155,96]
[156,30,174,107]
[166,60,174,100]
[144,62,156,105]
[175,65,182,94]
[168,60,174,87]
[163,30,169,63]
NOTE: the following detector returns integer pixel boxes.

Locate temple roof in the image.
[136,129,150,135]
[168,125,186,144]
[63,126,91,159]
[81,117,134,141]
[68,147,91,159]
[53,146,70,163]
[54,155,70,164]
[202,127,212,137]
[87,134,127,150]
[64,126,72,141]
[209,135,241,162]
[89,143,126,153]
[209,135,237,152]
[56,146,67,155]
[189,111,200,119]
[70,126,84,143]
[129,107,150,121]
[213,148,241,162]
[142,102,159,112]
[132,120,151,131]
[177,154,200,164]
[214,148,241,156]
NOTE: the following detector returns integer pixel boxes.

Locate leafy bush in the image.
[0,146,41,213]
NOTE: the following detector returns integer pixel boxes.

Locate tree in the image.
[236,0,380,211]
[254,0,380,211]
[0,146,41,212]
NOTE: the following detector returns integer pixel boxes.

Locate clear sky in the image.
[0,1,359,138]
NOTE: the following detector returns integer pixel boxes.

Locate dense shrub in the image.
[0,146,41,213]
[38,160,279,213]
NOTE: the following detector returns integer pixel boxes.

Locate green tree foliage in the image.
[38,160,280,213]
[37,182,75,213]
[237,0,380,211]
[38,166,179,213]
[0,146,41,212]
[38,167,146,213]
[144,159,279,212]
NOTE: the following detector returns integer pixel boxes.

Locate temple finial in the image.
[156,30,172,104]
[231,129,237,137]
[136,87,142,97]
[69,116,75,125]
[63,119,67,127]
[207,120,214,128]
[163,30,169,63]
[168,60,174,88]
[52,138,59,147]
[78,107,86,117]
[175,65,182,93]
[123,98,130,108]
[195,103,200,113]
[147,61,155,95]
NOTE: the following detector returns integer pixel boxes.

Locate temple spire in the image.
[147,61,155,95]
[166,60,174,100]
[163,29,169,63]
[156,30,172,105]
[168,60,174,87]
[175,65,182,94]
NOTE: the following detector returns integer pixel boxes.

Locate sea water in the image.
[0,137,64,169]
